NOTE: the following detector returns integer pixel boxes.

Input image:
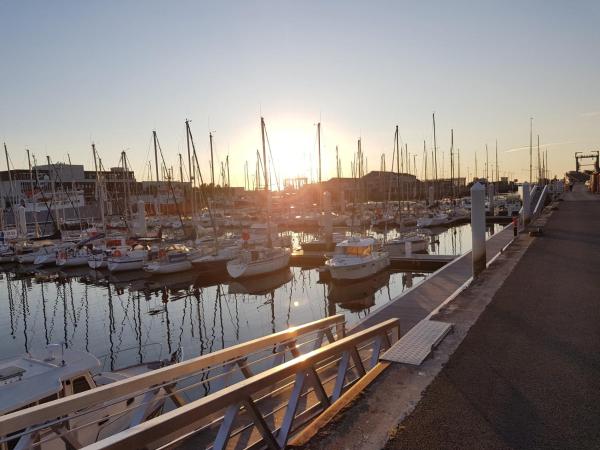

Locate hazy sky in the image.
[1,1,599,186]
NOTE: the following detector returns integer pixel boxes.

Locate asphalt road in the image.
[386,193,600,449]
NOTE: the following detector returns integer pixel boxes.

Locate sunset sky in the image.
[1,1,599,187]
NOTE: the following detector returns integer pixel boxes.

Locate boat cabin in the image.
[0,345,99,416]
[334,237,375,257]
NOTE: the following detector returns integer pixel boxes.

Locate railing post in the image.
[471,182,486,278]
[522,182,531,225]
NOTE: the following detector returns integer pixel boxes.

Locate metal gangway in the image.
[0,314,399,450]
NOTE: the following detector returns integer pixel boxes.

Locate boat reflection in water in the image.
[227,268,293,295]
[327,270,391,313]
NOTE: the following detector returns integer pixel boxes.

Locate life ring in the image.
[113,249,122,257]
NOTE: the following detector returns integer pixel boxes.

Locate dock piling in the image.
[471,182,486,277]
[522,182,531,225]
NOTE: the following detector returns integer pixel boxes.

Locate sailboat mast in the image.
[529,117,533,183]
[538,134,542,183]
[432,113,438,194]
[153,130,160,215]
[495,140,499,183]
[450,129,454,198]
[261,117,272,248]
[185,120,195,218]
[485,144,489,180]
[317,122,321,184]
[209,131,215,186]
[4,143,14,209]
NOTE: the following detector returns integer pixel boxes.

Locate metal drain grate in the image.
[380,320,453,365]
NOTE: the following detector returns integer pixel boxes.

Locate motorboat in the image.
[226,246,291,279]
[0,344,180,450]
[384,232,429,256]
[325,237,390,281]
[143,244,192,274]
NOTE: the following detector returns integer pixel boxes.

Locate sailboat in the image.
[226,117,290,279]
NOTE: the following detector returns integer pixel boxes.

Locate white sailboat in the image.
[226,246,291,279]
[325,237,390,281]
[226,117,291,279]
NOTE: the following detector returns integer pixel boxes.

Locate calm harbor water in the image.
[0,223,504,371]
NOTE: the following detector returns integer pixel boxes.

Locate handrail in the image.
[0,314,346,438]
[85,318,400,450]
[532,185,549,218]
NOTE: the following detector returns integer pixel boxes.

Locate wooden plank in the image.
[0,314,346,437]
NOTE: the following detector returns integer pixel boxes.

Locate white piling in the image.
[522,182,531,225]
[471,182,486,277]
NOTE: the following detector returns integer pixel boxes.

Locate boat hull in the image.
[226,250,290,279]
[107,257,145,273]
[327,253,390,281]
[57,256,89,267]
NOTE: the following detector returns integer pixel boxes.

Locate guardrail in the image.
[0,315,347,447]
[86,318,400,450]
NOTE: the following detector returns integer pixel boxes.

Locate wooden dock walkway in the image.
[351,225,515,335]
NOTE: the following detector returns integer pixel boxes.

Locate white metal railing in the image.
[85,318,400,450]
[0,315,347,448]
[532,185,549,219]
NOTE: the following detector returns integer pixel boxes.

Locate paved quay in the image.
[387,186,600,449]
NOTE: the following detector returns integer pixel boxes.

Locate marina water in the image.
[0,223,504,374]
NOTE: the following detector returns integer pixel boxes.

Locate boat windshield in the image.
[340,245,372,257]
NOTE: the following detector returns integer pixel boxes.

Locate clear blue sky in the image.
[1,1,599,186]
